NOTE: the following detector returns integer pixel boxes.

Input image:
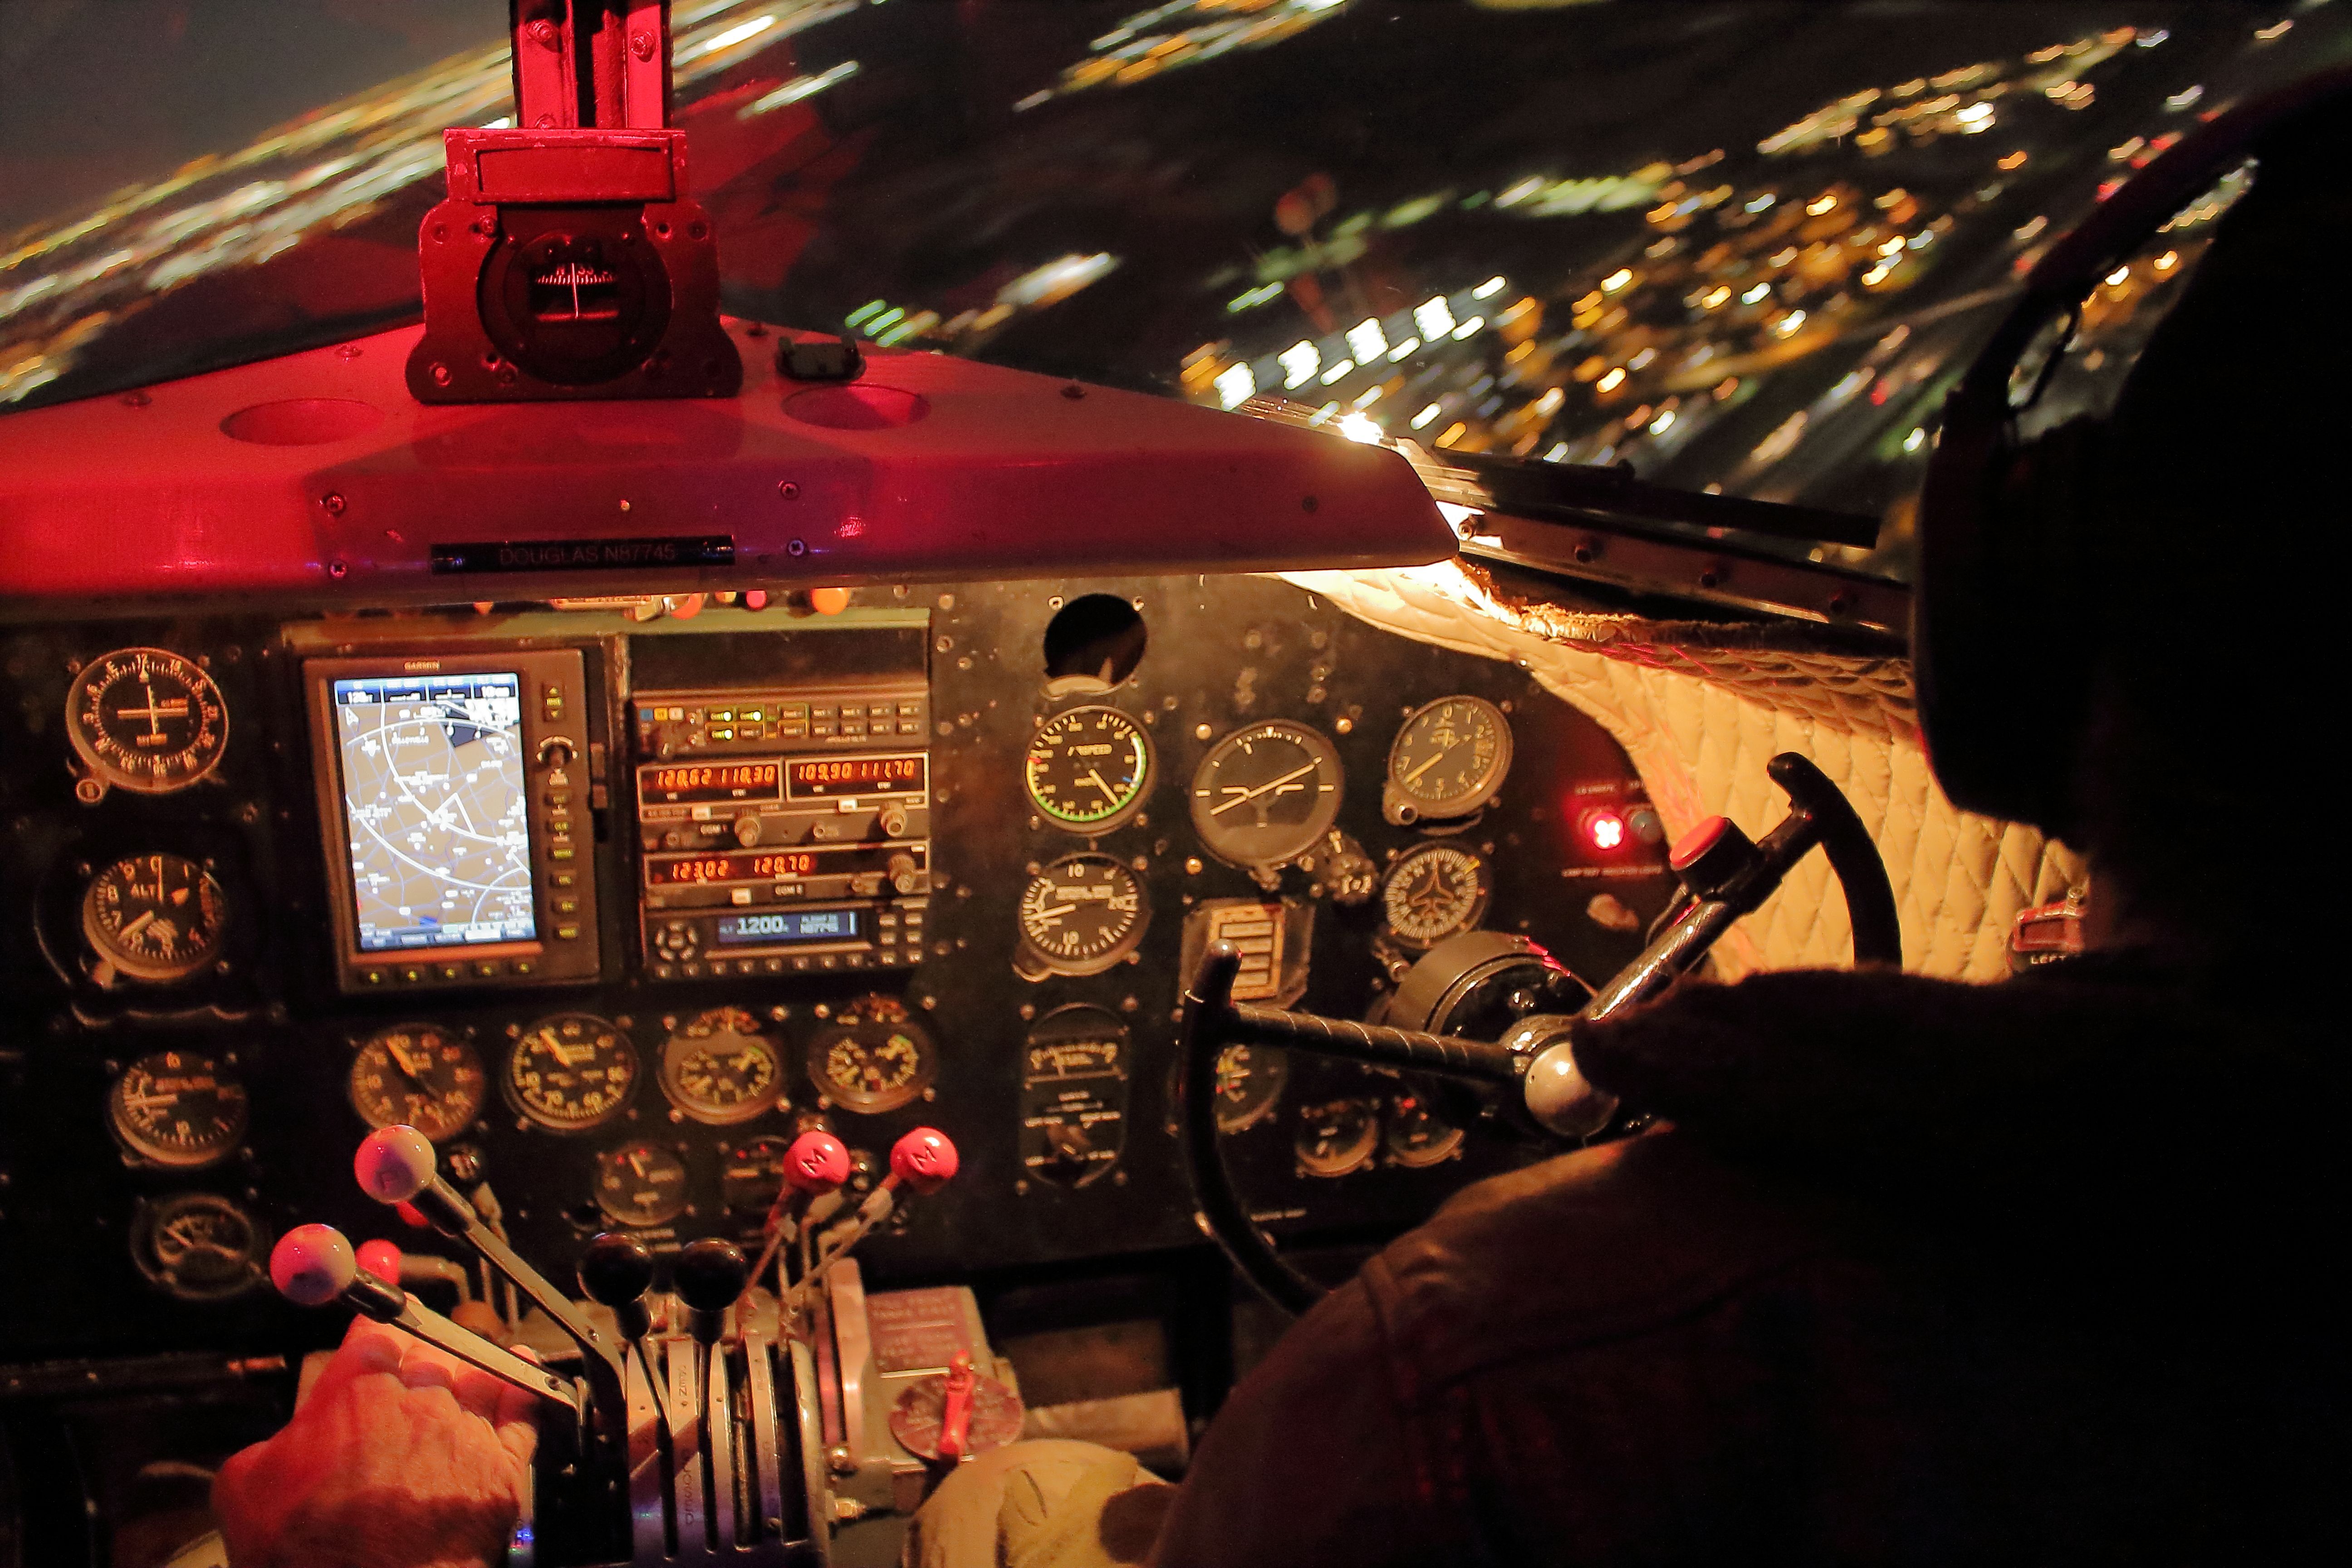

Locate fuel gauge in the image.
[1384,1089,1466,1168]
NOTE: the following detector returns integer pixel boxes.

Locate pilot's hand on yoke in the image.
[212,1316,538,1568]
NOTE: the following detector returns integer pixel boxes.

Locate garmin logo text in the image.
[430,536,736,574]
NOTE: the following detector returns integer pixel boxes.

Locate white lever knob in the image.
[355,1125,438,1204]
[272,1223,358,1306]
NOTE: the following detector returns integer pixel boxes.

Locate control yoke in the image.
[1180,752,1900,1313]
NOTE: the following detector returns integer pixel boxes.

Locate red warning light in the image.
[1583,809,1627,851]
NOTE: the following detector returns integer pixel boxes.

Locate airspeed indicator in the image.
[1025,706,1152,832]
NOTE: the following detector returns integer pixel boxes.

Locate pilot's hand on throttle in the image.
[213,1317,538,1568]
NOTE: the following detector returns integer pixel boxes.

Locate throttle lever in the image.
[271,1224,580,1420]
[356,1127,629,1442]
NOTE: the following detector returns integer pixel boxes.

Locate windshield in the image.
[5,1,2346,579]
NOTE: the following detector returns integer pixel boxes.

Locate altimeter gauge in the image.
[506,1014,639,1132]
[348,1024,487,1142]
[660,1006,784,1126]
[109,1050,249,1169]
[66,647,229,796]
[1025,706,1153,833]
[594,1140,691,1228]
[1189,721,1343,868]
[82,853,228,985]
[1378,843,1493,951]
[808,996,935,1114]
[1014,854,1150,978]
[1384,696,1512,823]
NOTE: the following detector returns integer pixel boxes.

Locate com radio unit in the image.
[634,681,933,979]
[304,647,603,995]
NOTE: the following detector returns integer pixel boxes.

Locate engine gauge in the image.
[506,1014,639,1133]
[1025,706,1153,833]
[660,1007,784,1126]
[1384,696,1513,823]
[1384,1089,1467,1168]
[349,1024,487,1142]
[1212,1042,1288,1133]
[1014,854,1150,978]
[808,996,935,1115]
[108,1050,249,1169]
[66,647,230,796]
[722,1134,795,1214]
[1379,843,1494,951]
[1189,721,1343,868]
[81,853,227,985]
[1294,1098,1379,1178]
[594,1140,691,1228]
[131,1193,268,1302]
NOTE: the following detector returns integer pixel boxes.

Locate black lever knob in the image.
[578,1232,656,1343]
[672,1237,748,1347]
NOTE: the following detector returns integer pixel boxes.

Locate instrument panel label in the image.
[428,535,735,574]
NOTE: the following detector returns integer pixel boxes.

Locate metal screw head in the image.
[1061,383,1086,400]
[320,492,347,515]
[328,560,350,580]
[779,481,799,500]
[786,539,807,557]
[431,363,453,386]
[630,28,657,60]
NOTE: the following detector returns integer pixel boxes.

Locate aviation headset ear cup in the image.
[1914,64,2352,835]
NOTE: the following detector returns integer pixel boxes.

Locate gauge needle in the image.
[117,910,157,941]
[124,1092,181,1111]
[1403,740,1465,785]
[1030,902,1078,922]
[1082,769,1119,802]
[385,1040,427,1084]
[1212,760,1321,815]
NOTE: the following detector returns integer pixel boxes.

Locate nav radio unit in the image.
[633,678,933,979]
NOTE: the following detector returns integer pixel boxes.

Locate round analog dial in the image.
[1212,1042,1288,1133]
[349,1024,486,1142]
[595,1141,690,1228]
[132,1193,269,1302]
[82,853,227,985]
[808,997,935,1115]
[1025,706,1152,832]
[722,1134,794,1214]
[1379,843,1494,951]
[1015,854,1149,977]
[1384,1088,1466,1168]
[1294,1098,1379,1178]
[506,1014,638,1132]
[1189,721,1344,868]
[1386,696,1513,821]
[660,1007,784,1126]
[66,647,229,794]
[109,1050,249,1169]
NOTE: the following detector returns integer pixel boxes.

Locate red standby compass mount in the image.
[407,0,740,404]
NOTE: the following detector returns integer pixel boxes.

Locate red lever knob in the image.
[1669,815,1733,871]
[888,1127,958,1194]
[356,1238,403,1285]
[392,1200,431,1230]
[937,1352,976,1462]
[784,1130,851,1192]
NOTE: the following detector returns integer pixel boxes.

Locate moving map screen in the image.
[331,673,538,952]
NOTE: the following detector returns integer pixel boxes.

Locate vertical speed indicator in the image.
[1025,706,1152,833]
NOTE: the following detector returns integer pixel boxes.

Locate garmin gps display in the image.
[332,672,538,951]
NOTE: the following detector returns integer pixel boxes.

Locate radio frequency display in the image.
[333,673,537,951]
[641,761,781,806]
[786,754,925,798]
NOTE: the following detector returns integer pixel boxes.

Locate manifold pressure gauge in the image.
[66,647,229,796]
[1025,706,1153,833]
[109,1050,249,1169]
[594,1140,690,1228]
[1189,721,1344,869]
[661,1007,784,1126]
[1014,853,1150,978]
[1384,696,1513,824]
[808,996,935,1115]
[82,853,228,986]
[506,1014,639,1132]
[1379,842,1494,951]
[348,1024,487,1142]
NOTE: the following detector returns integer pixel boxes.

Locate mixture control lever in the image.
[743,1129,850,1300]
[784,1129,958,1314]
[270,1224,578,1418]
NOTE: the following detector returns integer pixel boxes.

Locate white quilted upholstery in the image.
[1281,562,2085,981]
